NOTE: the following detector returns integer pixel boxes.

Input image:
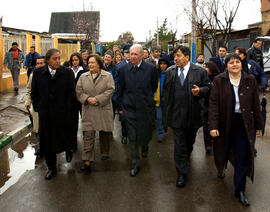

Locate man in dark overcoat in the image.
[118,44,158,177]
[162,45,210,187]
[31,48,76,180]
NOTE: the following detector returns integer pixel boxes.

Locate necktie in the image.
[133,66,139,72]
[221,58,225,64]
[51,70,55,77]
[179,67,184,86]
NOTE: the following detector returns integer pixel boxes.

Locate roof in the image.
[49,11,100,41]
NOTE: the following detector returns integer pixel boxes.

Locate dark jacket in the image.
[117,60,158,145]
[209,56,226,73]
[104,62,118,101]
[208,71,263,181]
[31,65,76,154]
[24,52,40,68]
[248,59,268,87]
[162,63,210,128]
[247,45,264,69]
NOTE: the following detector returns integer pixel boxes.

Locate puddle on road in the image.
[0,135,36,195]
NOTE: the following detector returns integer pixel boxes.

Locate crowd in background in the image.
[3,38,269,207]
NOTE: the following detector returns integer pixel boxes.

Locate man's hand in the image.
[87,97,97,105]
[192,84,200,96]
[210,129,219,137]
[119,110,124,115]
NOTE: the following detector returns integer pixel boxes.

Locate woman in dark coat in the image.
[202,61,220,154]
[209,53,263,207]
[69,52,88,151]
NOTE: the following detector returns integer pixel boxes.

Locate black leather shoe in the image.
[121,136,127,144]
[80,163,92,172]
[176,174,186,188]
[235,191,250,207]
[217,170,225,179]
[141,146,149,158]
[34,150,42,159]
[45,169,56,180]
[254,148,257,157]
[101,155,110,160]
[130,165,140,177]
[157,138,163,143]
[66,151,73,163]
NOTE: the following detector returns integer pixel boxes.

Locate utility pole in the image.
[191,0,197,63]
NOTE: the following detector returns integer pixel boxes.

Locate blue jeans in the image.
[156,106,164,140]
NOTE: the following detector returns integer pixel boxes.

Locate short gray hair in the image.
[130,44,143,54]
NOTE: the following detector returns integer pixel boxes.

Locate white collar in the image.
[72,66,84,72]
[48,65,56,74]
[178,62,190,78]
[136,61,142,68]
[179,62,190,72]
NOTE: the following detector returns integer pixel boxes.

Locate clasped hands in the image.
[87,97,98,105]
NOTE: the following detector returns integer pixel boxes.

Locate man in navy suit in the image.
[118,44,158,177]
[209,46,227,72]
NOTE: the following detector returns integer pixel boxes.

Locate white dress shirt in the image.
[72,66,84,78]
[48,66,56,76]
[177,62,191,80]
[229,75,241,113]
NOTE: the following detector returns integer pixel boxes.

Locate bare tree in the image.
[184,0,242,56]
[72,8,100,50]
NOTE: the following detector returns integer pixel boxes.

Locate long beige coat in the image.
[25,73,39,133]
[76,70,115,132]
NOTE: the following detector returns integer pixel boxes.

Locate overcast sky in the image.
[0,0,261,42]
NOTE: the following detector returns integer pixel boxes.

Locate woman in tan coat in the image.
[76,54,115,172]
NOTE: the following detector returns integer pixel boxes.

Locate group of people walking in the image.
[4,39,267,207]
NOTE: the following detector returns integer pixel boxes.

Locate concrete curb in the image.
[0,121,32,149]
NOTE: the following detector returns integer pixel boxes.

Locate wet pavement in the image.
[0,87,270,211]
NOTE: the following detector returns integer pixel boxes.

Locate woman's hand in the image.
[256,130,262,135]
[87,97,97,105]
[210,129,219,137]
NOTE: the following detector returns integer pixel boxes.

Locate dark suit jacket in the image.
[209,56,226,72]
[162,63,210,129]
[117,60,158,145]
[31,65,76,154]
